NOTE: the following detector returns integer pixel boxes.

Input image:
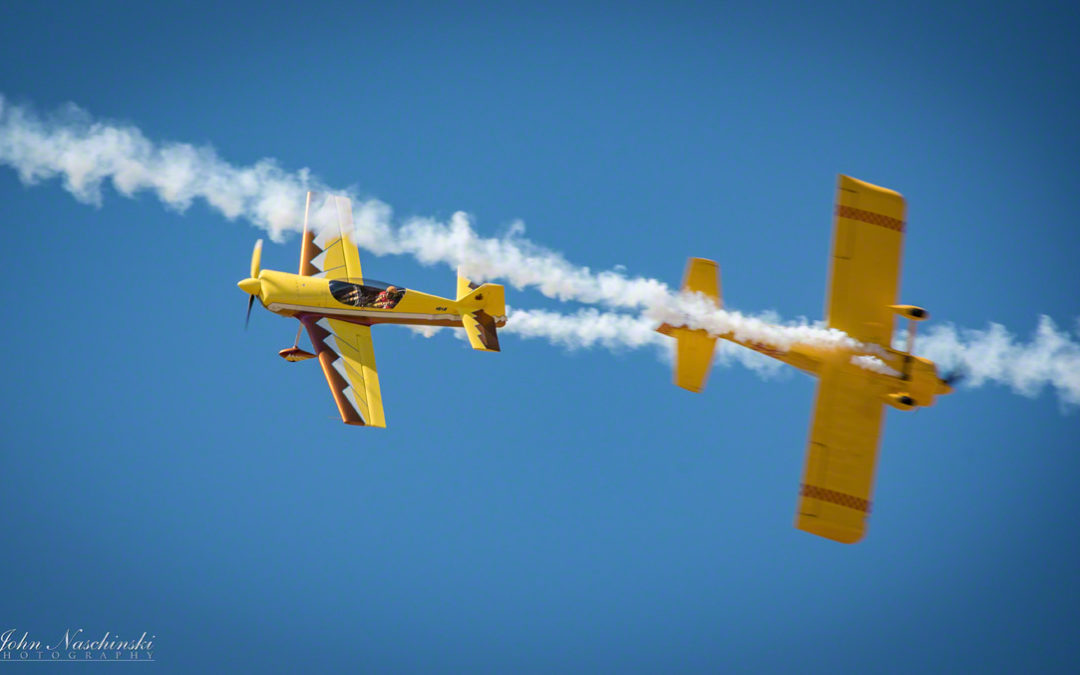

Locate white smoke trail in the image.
[0,95,669,308]
[355,213,673,310]
[412,306,783,375]
[503,306,784,375]
[851,355,902,378]
[0,97,314,238]
[429,306,1080,404]
[2,95,1078,405]
[0,94,846,352]
[504,307,662,350]
[917,315,1080,406]
[645,292,875,354]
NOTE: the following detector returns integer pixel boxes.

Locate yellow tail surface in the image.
[657,258,722,392]
[457,270,504,351]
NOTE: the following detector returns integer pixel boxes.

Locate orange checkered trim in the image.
[747,341,786,357]
[800,484,872,513]
[836,205,905,233]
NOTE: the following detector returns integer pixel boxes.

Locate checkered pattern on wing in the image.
[800,483,872,513]
[836,205,905,233]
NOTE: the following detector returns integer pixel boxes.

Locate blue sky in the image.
[1,1,1079,672]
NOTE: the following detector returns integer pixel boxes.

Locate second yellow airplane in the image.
[658,175,955,544]
[238,191,506,428]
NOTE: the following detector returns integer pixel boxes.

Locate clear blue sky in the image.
[2,1,1078,672]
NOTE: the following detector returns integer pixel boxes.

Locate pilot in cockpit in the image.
[373,286,400,309]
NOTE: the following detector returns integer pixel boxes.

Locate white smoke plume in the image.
[851,355,902,378]
[917,316,1080,406]
[0,97,314,238]
[2,95,1078,406]
[0,95,669,309]
[0,95,857,351]
[498,307,1080,405]
[503,306,783,375]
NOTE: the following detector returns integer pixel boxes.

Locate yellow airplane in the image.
[238,192,506,427]
[657,175,955,544]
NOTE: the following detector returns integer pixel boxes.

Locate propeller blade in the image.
[250,239,263,279]
[245,295,255,329]
[943,366,967,387]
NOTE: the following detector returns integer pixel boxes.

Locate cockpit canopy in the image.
[329,279,406,309]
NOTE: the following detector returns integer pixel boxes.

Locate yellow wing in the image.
[299,192,363,282]
[825,175,906,348]
[304,317,386,427]
[795,363,885,543]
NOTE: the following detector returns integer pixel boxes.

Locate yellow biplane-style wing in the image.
[796,362,885,543]
[304,317,386,427]
[299,192,363,282]
[794,175,907,542]
[825,175,906,348]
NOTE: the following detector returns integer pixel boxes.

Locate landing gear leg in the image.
[278,323,316,362]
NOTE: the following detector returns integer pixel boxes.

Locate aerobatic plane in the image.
[238,192,506,427]
[657,175,955,543]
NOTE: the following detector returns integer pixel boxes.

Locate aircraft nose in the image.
[237,277,262,296]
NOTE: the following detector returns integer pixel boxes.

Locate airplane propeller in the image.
[250,238,262,279]
[937,365,967,395]
[242,239,263,329]
[942,367,966,387]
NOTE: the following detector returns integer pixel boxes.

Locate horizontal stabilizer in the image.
[657,257,723,392]
[463,311,501,352]
[683,257,721,303]
[673,328,716,392]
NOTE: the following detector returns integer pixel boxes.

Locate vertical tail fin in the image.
[456,271,479,303]
[457,269,505,352]
[657,258,722,392]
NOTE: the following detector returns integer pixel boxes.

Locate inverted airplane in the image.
[658,175,954,544]
[238,192,506,427]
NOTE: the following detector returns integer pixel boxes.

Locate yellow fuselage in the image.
[721,332,951,409]
[246,269,507,328]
